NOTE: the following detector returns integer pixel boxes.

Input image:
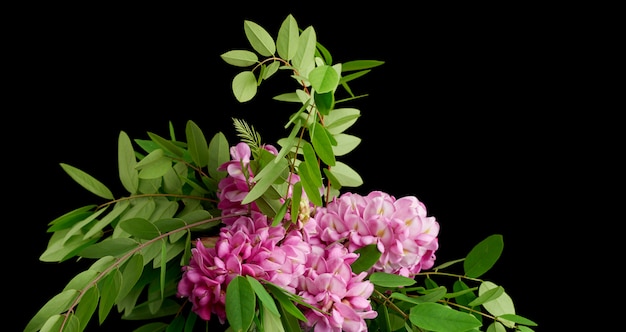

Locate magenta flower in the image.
[297,243,377,332]
[314,191,440,277]
[179,141,437,329]
[177,212,291,323]
[217,142,279,225]
[176,237,228,323]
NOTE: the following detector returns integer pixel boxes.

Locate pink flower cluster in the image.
[315,191,439,277]
[176,212,289,323]
[214,142,278,225]
[177,142,440,331]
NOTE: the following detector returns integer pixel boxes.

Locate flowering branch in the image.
[25,13,537,332]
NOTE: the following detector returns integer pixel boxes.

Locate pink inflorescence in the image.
[176,212,289,323]
[176,141,440,331]
[313,191,440,277]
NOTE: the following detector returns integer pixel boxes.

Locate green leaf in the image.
[273,91,301,102]
[265,283,307,322]
[464,234,503,278]
[432,257,465,270]
[37,315,64,332]
[292,26,316,78]
[83,200,130,239]
[242,156,289,205]
[328,161,363,187]
[221,49,259,67]
[153,237,185,267]
[264,60,280,79]
[409,302,482,332]
[136,149,172,179]
[301,142,323,187]
[290,182,302,224]
[479,281,516,328]
[74,286,99,331]
[232,71,258,103]
[498,314,538,326]
[276,14,299,60]
[145,269,167,316]
[64,269,99,291]
[180,209,216,231]
[153,218,188,234]
[118,196,156,222]
[63,314,82,332]
[516,325,536,332]
[425,278,439,289]
[313,90,334,116]
[118,131,139,194]
[147,131,186,158]
[351,244,381,274]
[369,272,416,287]
[61,206,107,242]
[116,254,144,303]
[322,168,342,192]
[133,322,169,332]
[79,237,138,259]
[24,289,79,332]
[341,59,385,72]
[88,256,116,273]
[39,229,100,262]
[272,200,289,226]
[261,303,286,332]
[160,239,167,299]
[310,122,335,166]
[332,133,361,156]
[417,286,447,303]
[324,107,361,135]
[98,269,122,324]
[246,276,280,316]
[375,302,391,332]
[47,205,97,230]
[468,285,504,306]
[244,20,276,56]
[60,163,114,200]
[186,120,209,168]
[274,124,299,162]
[296,162,323,206]
[184,312,199,332]
[226,276,256,332]
[388,292,421,305]
[208,131,230,180]
[122,298,181,320]
[309,65,340,94]
[277,302,303,332]
[255,193,283,218]
[315,40,332,65]
[451,280,478,314]
[119,217,161,240]
[162,165,183,195]
[166,314,186,332]
[340,69,371,85]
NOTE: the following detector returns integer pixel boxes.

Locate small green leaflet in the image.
[60,163,114,200]
[464,234,503,278]
[226,276,256,332]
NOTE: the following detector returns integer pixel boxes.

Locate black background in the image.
[10,3,613,332]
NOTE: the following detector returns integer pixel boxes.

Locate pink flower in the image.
[179,141,439,329]
[216,143,255,224]
[176,237,228,323]
[177,212,292,323]
[314,191,440,277]
[217,142,278,225]
[298,243,377,332]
